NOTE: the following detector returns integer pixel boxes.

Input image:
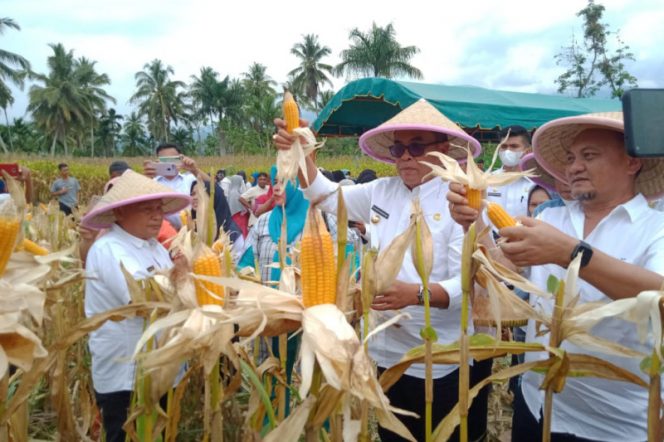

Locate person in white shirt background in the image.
[239,171,270,227]
[81,170,190,442]
[486,125,535,218]
[274,98,489,442]
[448,112,664,442]
[142,143,209,230]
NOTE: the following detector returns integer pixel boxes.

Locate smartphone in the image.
[158,155,183,164]
[154,162,178,177]
[622,89,664,157]
[0,163,20,178]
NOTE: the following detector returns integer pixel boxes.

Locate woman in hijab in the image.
[189,180,243,247]
[227,175,249,238]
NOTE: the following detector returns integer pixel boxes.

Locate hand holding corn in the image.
[447,182,482,231]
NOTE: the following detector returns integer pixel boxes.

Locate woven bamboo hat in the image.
[519,153,558,193]
[81,170,191,229]
[533,112,664,200]
[358,98,482,164]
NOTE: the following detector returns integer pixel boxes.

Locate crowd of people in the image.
[4,99,663,442]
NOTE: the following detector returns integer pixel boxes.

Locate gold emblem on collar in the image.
[433,213,441,221]
[371,215,380,224]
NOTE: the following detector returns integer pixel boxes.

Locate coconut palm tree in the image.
[288,34,333,111]
[121,112,148,156]
[131,59,186,143]
[0,17,31,153]
[75,56,114,156]
[28,44,91,155]
[190,66,221,127]
[334,22,423,80]
[98,108,123,155]
[242,62,277,99]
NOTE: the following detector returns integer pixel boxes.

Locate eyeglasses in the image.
[388,140,441,158]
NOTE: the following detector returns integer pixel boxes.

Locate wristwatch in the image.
[417,285,430,305]
[570,240,593,268]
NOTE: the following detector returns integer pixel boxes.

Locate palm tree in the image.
[190,66,221,126]
[0,18,31,153]
[288,34,333,111]
[319,89,336,110]
[131,59,186,143]
[121,112,147,156]
[28,44,91,155]
[75,56,114,156]
[242,62,277,99]
[334,22,423,80]
[98,108,123,155]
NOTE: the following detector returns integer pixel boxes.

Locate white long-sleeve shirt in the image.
[303,173,465,379]
[85,224,173,393]
[522,194,664,441]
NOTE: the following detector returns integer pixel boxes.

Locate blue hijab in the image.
[267,166,309,245]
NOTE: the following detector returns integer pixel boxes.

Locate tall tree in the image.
[190,66,221,126]
[98,108,123,155]
[334,22,423,80]
[0,18,31,153]
[288,34,333,110]
[75,56,114,156]
[121,112,147,156]
[242,62,277,99]
[555,0,637,98]
[130,59,186,142]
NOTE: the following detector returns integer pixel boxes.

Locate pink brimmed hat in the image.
[81,170,191,229]
[358,98,482,164]
[519,153,558,193]
[533,112,664,200]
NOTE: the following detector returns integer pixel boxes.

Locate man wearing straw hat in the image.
[81,170,191,442]
[275,99,489,441]
[448,112,664,442]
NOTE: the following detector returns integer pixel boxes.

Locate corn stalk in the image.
[458,223,476,442]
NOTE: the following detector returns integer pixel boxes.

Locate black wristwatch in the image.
[417,285,429,305]
[570,240,593,268]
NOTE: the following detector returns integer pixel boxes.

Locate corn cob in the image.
[179,210,189,228]
[300,210,337,308]
[465,185,482,211]
[283,91,299,134]
[0,214,20,276]
[193,251,224,306]
[19,238,48,256]
[487,202,517,229]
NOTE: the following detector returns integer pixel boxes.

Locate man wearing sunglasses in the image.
[274,99,488,442]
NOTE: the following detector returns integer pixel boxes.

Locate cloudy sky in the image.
[3,0,663,119]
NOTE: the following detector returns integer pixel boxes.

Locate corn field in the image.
[1,150,663,442]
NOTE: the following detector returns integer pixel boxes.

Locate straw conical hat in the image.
[533,112,664,200]
[358,98,482,164]
[519,153,558,193]
[81,170,191,229]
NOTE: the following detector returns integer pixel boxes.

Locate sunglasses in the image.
[388,140,441,158]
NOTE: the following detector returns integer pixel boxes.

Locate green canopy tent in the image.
[312,78,621,140]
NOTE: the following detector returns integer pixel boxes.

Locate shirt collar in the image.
[110,223,158,249]
[569,193,649,223]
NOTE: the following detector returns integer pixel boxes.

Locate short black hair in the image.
[108,160,130,176]
[500,125,531,146]
[257,172,269,179]
[58,163,68,170]
[155,143,181,155]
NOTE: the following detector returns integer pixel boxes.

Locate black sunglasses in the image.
[388,140,441,158]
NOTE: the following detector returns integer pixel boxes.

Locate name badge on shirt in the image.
[146,265,155,273]
[371,205,389,220]
[488,191,501,197]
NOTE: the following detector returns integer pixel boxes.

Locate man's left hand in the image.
[180,156,198,175]
[371,280,418,310]
[499,217,577,268]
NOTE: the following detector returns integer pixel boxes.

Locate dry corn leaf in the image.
[262,395,316,442]
[276,126,324,187]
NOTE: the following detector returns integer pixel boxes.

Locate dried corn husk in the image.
[276,126,324,187]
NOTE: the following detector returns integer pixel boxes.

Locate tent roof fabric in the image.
[312,78,621,136]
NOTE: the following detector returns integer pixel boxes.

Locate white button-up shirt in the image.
[486,171,534,218]
[154,173,197,229]
[85,224,173,393]
[522,194,664,441]
[304,173,465,379]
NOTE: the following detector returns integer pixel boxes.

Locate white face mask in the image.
[499,149,524,167]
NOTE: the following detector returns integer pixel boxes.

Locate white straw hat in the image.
[359,98,482,164]
[533,112,664,200]
[81,170,191,229]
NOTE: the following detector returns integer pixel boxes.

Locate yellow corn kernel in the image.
[193,252,224,306]
[282,91,299,134]
[179,210,189,228]
[211,239,224,254]
[301,210,337,308]
[487,202,517,229]
[0,216,20,276]
[19,238,48,256]
[465,185,482,211]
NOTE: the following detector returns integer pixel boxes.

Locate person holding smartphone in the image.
[50,162,80,216]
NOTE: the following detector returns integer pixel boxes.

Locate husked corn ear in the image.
[19,238,48,256]
[193,252,224,306]
[465,185,482,210]
[487,202,517,229]
[0,215,20,276]
[301,210,337,308]
[179,210,189,228]
[283,91,299,134]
